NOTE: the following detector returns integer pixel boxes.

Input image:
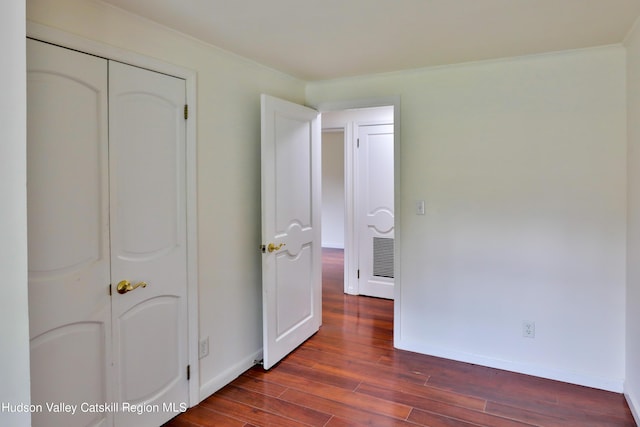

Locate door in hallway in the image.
[357,124,395,299]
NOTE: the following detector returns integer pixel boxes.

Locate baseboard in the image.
[395,339,624,393]
[625,388,640,425]
[198,349,263,403]
[321,243,344,249]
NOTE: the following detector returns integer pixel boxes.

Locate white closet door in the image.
[357,124,395,299]
[28,40,190,427]
[27,39,112,427]
[109,61,189,427]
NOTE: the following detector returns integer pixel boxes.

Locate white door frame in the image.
[315,97,401,343]
[26,21,200,405]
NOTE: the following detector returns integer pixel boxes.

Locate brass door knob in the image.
[116,280,148,294]
[267,243,286,253]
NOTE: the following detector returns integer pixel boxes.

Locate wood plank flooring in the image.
[163,248,636,427]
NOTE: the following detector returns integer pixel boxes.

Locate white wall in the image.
[322,130,345,248]
[27,0,306,401]
[308,47,628,391]
[625,17,640,422]
[23,0,633,404]
[0,1,32,426]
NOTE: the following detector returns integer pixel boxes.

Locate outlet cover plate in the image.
[522,321,535,338]
[199,337,209,359]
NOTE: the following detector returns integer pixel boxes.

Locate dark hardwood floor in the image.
[163,248,636,426]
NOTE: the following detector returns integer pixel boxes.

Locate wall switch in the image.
[199,337,209,359]
[522,321,535,338]
[416,200,425,215]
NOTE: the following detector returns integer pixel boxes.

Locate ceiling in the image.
[99,0,640,81]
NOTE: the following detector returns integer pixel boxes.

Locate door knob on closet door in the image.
[116,280,147,294]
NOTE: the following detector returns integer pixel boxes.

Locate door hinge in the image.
[109,284,112,296]
[357,269,360,279]
[357,138,360,148]
[184,104,189,120]
[187,365,190,381]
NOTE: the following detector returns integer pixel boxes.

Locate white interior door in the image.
[109,61,189,427]
[357,124,395,299]
[28,40,189,427]
[27,39,112,427]
[261,94,322,370]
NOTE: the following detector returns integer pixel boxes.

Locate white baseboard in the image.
[321,243,344,249]
[395,339,624,393]
[625,388,640,425]
[198,349,263,404]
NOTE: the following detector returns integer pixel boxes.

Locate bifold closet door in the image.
[109,60,189,427]
[27,38,113,427]
[27,39,189,427]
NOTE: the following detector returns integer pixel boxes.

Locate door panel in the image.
[261,95,321,370]
[30,323,107,427]
[111,86,181,257]
[358,124,395,299]
[276,246,313,336]
[27,39,112,427]
[118,297,181,401]
[109,61,189,427]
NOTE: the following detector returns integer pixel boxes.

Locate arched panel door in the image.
[109,60,189,427]
[27,38,112,427]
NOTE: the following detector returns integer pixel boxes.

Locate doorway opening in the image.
[259,95,399,368]
[320,103,397,308]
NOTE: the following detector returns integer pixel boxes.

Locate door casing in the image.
[26,21,200,405]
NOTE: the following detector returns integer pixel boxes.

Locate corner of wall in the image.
[627,10,640,425]
[198,350,262,404]
[624,14,640,47]
[625,386,640,425]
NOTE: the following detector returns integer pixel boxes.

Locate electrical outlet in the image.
[199,337,209,359]
[522,321,535,339]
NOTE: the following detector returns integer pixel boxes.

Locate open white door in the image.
[261,94,322,370]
